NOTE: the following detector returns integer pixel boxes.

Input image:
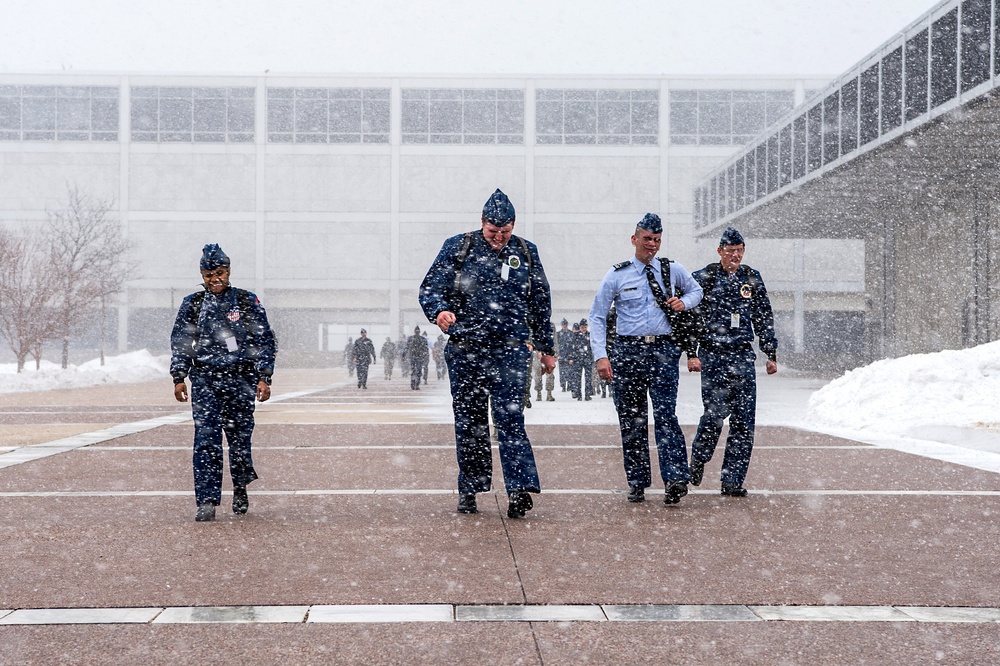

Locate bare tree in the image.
[0,228,61,372]
[47,186,135,368]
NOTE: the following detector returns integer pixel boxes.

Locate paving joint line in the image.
[1,604,999,626]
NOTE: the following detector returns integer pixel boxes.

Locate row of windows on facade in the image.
[694,0,996,227]
[0,85,798,146]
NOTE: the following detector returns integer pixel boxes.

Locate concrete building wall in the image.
[0,73,863,368]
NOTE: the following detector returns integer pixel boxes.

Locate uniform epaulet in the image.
[613,260,631,271]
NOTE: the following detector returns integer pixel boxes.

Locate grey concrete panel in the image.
[896,606,1000,623]
[308,604,452,623]
[153,605,309,624]
[603,604,760,622]
[750,605,913,622]
[0,608,161,625]
[456,604,606,622]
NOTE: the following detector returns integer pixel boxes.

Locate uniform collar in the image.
[632,256,659,274]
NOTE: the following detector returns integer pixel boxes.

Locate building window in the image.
[669,89,794,145]
[267,87,389,144]
[402,88,522,144]
[536,89,656,145]
[131,87,254,143]
[0,85,118,142]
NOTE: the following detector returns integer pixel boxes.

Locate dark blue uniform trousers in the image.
[611,338,690,488]
[691,349,757,487]
[445,342,540,495]
[190,366,259,506]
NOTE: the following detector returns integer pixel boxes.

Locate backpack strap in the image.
[451,231,476,295]
[513,235,534,300]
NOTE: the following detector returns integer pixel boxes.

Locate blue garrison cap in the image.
[200,243,230,270]
[482,188,516,225]
[636,213,662,234]
[719,227,745,247]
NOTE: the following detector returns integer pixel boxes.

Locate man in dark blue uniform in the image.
[578,319,595,401]
[419,188,555,519]
[555,318,572,393]
[353,328,376,389]
[588,213,703,505]
[170,244,277,522]
[406,326,428,390]
[688,227,778,497]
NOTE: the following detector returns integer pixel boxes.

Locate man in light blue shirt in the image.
[588,213,703,505]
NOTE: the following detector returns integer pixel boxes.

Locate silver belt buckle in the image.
[643,335,656,343]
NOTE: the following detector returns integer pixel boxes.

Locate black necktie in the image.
[644,263,672,317]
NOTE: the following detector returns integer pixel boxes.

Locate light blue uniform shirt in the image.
[588,256,703,360]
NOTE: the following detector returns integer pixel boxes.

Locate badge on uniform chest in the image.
[227,308,241,322]
[501,255,521,282]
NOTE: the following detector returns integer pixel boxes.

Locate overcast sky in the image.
[2,0,933,78]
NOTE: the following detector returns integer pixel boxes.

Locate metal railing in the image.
[693,0,996,232]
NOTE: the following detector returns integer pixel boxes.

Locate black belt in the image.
[617,334,674,343]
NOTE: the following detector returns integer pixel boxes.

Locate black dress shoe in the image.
[689,459,705,487]
[663,480,688,505]
[507,491,533,518]
[627,485,645,503]
[457,494,478,514]
[721,485,748,497]
[195,504,216,522]
[233,486,249,515]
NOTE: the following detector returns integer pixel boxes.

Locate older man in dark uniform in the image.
[688,227,778,497]
[419,188,555,519]
[170,244,277,522]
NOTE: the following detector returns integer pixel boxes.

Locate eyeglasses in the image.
[720,247,745,255]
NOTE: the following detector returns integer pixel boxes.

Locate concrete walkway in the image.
[1,368,998,665]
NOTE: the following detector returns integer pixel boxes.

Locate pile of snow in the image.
[807,341,1000,435]
[0,349,169,394]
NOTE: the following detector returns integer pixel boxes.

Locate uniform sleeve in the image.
[169,296,197,384]
[670,261,703,310]
[525,241,555,355]
[418,235,462,324]
[588,269,617,360]
[246,292,277,383]
[750,269,778,362]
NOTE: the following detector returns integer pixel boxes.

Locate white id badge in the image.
[730,313,740,329]
[501,263,510,281]
[225,335,239,352]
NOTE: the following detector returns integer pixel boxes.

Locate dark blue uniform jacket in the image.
[418,231,555,354]
[693,263,777,362]
[169,286,277,384]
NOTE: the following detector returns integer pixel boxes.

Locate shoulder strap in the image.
[613,260,631,271]
[700,263,722,298]
[658,257,675,295]
[513,235,534,299]
[513,235,533,273]
[186,291,206,328]
[741,264,761,293]
[451,231,476,295]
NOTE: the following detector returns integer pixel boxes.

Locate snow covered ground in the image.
[3,343,1000,473]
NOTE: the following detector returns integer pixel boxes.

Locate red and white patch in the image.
[227,309,242,322]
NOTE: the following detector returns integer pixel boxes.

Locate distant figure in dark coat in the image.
[381,337,397,380]
[407,326,429,390]
[353,329,376,389]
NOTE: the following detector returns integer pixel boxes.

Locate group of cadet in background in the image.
[170,189,777,523]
